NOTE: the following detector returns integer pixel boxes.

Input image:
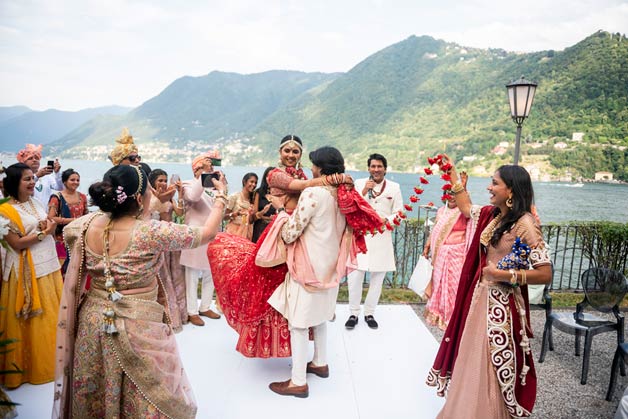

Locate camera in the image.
[201,172,221,188]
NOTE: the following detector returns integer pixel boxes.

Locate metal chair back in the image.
[581,267,628,314]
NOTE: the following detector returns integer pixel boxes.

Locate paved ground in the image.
[411,303,625,419]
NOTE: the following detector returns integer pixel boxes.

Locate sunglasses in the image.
[126,155,141,162]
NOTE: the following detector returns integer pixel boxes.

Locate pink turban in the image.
[192,150,221,172]
[16,144,43,163]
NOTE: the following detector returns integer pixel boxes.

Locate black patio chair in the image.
[606,342,628,401]
[538,267,627,384]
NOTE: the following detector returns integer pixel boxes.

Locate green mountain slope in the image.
[45,31,628,180]
[250,31,628,178]
[47,70,338,158]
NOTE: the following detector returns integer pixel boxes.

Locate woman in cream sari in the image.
[53,164,227,419]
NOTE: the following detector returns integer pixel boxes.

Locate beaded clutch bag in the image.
[496,237,531,270]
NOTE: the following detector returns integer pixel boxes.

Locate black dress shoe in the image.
[365,315,378,329]
[345,315,358,329]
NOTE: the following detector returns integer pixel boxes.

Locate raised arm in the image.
[442,154,472,218]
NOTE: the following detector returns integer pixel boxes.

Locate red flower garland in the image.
[367,154,452,235]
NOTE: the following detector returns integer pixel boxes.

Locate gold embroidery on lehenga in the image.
[530,241,551,266]
[487,285,532,418]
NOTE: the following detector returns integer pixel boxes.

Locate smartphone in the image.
[47,160,54,169]
[210,158,221,167]
[201,172,220,188]
[171,174,180,184]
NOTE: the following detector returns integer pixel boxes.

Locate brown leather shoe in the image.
[188,315,205,326]
[306,362,329,378]
[199,309,221,319]
[268,379,309,398]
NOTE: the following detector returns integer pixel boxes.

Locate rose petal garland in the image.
[423,154,454,203]
[365,153,453,236]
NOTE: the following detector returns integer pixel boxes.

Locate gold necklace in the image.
[12,197,41,220]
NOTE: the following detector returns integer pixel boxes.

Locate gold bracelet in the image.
[521,269,527,286]
[509,268,517,285]
[451,182,465,194]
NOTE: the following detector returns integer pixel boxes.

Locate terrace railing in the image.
[382,219,628,292]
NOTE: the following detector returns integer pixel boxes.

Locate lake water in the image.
[21,159,628,224]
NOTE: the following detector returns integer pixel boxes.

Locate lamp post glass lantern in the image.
[506,76,537,165]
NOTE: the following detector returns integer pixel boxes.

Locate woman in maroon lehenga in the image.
[426,157,552,418]
[209,135,379,358]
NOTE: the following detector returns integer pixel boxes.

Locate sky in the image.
[1,0,627,111]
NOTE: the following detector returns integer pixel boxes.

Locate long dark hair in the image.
[89,165,148,219]
[256,166,275,198]
[3,163,31,199]
[309,146,345,175]
[242,172,258,203]
[491,165,534,246]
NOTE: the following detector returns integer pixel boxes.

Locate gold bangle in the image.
[451,182,465,194]
[509,268,517,285]
[521,269,527,286]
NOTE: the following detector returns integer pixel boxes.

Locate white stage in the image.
[7,304,444,418]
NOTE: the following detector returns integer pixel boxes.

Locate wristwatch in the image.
[36,231,45,241]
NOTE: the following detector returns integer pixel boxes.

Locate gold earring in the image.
[506,196,513,209]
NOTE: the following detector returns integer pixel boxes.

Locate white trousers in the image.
[185,267,214,315]
[289,322,327,386]
[347,270,386,316]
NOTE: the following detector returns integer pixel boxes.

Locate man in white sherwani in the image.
[345,153,403,330]
[266,146,351,398]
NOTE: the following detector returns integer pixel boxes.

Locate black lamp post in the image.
[506,76,537,165]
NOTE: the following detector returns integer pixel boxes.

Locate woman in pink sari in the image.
[53,164,228,419]
[422,173,478,330]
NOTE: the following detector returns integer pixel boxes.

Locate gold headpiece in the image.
[280,135,302,151]
[109,128,138,166]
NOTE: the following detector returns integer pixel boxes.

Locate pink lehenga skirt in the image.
[70,287,196,419]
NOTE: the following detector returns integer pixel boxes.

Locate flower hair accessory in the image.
[115,186,128,204]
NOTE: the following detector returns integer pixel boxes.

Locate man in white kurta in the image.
[346,153,403,329]
[268,184,348,398]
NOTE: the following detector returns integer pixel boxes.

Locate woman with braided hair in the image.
[53,164,228,419]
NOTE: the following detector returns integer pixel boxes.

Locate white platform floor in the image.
[7,304,444,418]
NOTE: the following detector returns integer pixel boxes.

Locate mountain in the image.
[0,105,131,152]
[0,106,31,125]
[46,70,339,161]
[44,31,628,180]
[251,31,628,177]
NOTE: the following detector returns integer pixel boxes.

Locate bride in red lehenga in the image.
[208,135,380,358]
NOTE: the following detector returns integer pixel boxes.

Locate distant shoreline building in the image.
[594,171,613,181]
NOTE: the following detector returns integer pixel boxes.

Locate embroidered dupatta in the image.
[53,212,98,418]
[426,205,536,417]
[0,202,42,318]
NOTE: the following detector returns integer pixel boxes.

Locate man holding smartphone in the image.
[179,150,224,326]
[16,144,62,205]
